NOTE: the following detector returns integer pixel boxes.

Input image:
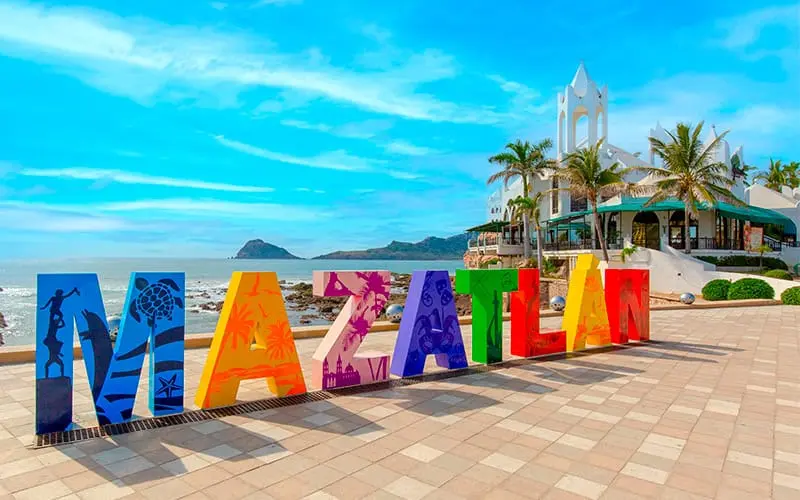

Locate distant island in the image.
[313,234,470,260]
[233,234,469,260]
[234,239,302,260]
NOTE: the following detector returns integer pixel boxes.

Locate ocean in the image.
[0,258,464,347]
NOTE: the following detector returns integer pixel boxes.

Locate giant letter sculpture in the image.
[454,269,518,364]
[561,254,611,352]
[605,269,650,343]
[510,268,566,357]
[311,271,391,390]
[35,272,185,434]
[390,271,468,377]
[196,272,306,409]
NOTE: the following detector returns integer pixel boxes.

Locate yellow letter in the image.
[561,254,611,352]
[196,272,306,409]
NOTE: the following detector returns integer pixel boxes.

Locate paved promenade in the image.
[1,306,799,499]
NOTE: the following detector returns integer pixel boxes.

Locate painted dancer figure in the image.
[40,287,80,377]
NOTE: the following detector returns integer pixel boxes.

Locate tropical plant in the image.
[554,138,641,261]
[702,279,731,301]
[488,139,557,261]
[754,158,794,191]
[507,191,547,268]
[755,243,773,271]
[730,155,757,186]
[640,122,744,254]
[620,245,640,263]
[727,278,775,300]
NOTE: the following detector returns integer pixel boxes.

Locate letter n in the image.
[454,269,518,364]
[196,272,306,409]
[561,254,611,352]
[390,270,468,377]
[605,269,650,343]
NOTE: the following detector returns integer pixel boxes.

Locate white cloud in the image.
[387,171,422,180]
[0,1,502,123]
[295,187,325,194]
[0,201,134,232]
[280,119,332,133]
[213,135,380,172]
[715,4,799,50]
[362,23,392,44]
[384,140,438,156]
[280,118,393,139]
[96,198,325,221]
[253,0,302,6]
[18,166,274,192]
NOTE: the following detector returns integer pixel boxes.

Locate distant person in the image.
[40,287,80,378]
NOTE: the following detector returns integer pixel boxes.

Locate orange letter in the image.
[196,272,306,409]
[510,268,566,357]
[561,254,611,352]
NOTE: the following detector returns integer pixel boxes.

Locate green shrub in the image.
[702,279,731,301]
[764,269,793,281]
[715,255,788,270]
[781,287,800,305]
[696,256,719,265]
[727,278,775,300]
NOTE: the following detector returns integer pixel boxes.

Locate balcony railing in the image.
[668,237,783,252]
[543,238,623,252]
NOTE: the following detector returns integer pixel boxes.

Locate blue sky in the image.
[0,0,798,259]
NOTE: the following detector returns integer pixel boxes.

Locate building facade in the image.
[467,64,797,268]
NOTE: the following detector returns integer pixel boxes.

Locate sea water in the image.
[0,258,464,346]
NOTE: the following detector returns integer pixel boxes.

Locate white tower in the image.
[557,63,608,159]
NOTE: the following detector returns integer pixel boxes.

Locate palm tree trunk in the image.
[522,213,532,260]
[684,205,692,254]
[536,224,545,269]
[592,206,610,261]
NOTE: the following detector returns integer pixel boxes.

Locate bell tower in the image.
[557,63,608,159]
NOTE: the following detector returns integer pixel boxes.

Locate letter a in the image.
[561,254,611,352]
[196,272,306,409]
[454,269,518,364]
[605,269,650,343]
[390,270,468,377]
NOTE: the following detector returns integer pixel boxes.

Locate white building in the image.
[467,63,797,270]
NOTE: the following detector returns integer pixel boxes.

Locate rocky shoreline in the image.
[186,273,570,326]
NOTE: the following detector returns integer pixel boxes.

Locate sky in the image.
[0,0,798,259]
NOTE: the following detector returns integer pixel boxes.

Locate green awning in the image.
[465,221,509,233]
[548,197,796,234]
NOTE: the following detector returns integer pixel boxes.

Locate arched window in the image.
[632,211,660,249]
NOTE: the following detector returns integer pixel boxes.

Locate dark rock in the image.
[312,234,470,261]
[234,239,302,260]
[0,311,6,329]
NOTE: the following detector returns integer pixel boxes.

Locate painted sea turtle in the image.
[129,277,184,329]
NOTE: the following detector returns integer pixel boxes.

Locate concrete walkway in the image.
[1,306,799,499]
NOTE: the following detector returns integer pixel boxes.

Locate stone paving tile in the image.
[2,307,800,498]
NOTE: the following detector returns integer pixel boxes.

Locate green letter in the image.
[455,269,518,364]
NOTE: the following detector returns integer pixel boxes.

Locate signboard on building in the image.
[745,223,764,252]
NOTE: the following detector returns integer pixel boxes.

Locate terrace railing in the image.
[543,237,623,252]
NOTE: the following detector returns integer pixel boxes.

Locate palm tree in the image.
[487,139,557,260]
[554,138,640,261]
[730,155,757,186]
[507,191,546,267]
[640,121,744,254]
[786,161,800,189]
[754,158,787,191]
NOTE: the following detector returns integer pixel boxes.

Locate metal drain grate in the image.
[33,342,641,448]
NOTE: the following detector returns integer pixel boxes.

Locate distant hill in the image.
[234,239,302,260]
[313,234,469,260]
